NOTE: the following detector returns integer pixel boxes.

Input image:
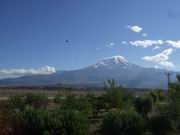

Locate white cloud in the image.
[159,61,174,68]
[106,42,115,48]
[153,46,161,51]
[142,48,174,68]
[129,39,180,49]
[0,66,56,76]
[166,40,180,48]
[126,25,143,33]
[130,40,164,48]
[122,41,127,45]
[142,33,148,37]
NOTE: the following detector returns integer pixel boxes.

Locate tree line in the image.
[0,75,180,135]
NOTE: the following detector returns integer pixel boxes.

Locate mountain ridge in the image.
[0,55,178,89]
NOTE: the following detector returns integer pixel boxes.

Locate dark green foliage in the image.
[61,93,78,110]
[25,93,48,109]
[7,93,49,111]
[177,74,180,82]
[92,96,108,117]
[85,93,96,109]
[4,77,180,135]
[149,90,166,106]
[101,111,144,135]
[103,80,133,110]
[54,110,89,135]
[8,94,26,111]
[61,94,93,117]
[148,115,173,135]
[133,96,152,116]
[77,96,93,116]
[167,75,180,121]
[11,109,89,135]
[54,93,62,107]
[16,109,53,135]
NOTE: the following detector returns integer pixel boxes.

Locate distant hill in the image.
[0,56,178,89]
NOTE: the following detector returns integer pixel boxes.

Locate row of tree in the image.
[0,75,180,135]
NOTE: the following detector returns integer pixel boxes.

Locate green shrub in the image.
[54,110,89,135]
[101,110,144,135]
[103,86,133,110]
[148,115,173,135]
[25,93,48,109]
[8,94,26,111]
[13,109,89,135]
[133,96,152,116]
[54,93,62,107]
[14,109,53,135]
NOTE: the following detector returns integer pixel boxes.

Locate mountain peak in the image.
[105,55,129,63]
[92,55,133,69]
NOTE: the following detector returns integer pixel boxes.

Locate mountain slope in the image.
[0,56,177,89]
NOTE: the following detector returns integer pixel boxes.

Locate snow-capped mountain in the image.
[0,56,177,89]
[91,56,133,69]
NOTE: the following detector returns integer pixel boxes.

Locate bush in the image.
[149,90,166,105]
[148,115,173,135]
[13,109,89,135]
[133,96,152,116]
[101,110,144,135]
[103,86,133,110]
[61,94,93,117]
[54,93,62,107]
[8,94,26,111]
[25,93,48,109]
[14,109,53,135]
[53,110,89,135]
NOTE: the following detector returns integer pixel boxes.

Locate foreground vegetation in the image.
[0,75,180,135]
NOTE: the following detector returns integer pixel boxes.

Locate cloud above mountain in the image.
[123,24,180,68]
[142,48,174,67]
[129,39,180,49]
[130,40,164,48]
[0,66,56,76]
[126,25,143,33]
[106,42,115,48]
[166,40,180,48]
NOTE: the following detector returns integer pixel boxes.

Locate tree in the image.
[15,109,53,135]
[104,79,117,90]
[104,87,133,110]
[10,108,90,135]
[8,94,26,111]
[167,74,180,121]
[101,110,144,135]
[54,93,62,108]
[25,93,48,109]
[149,90,166,105]
[61,93,93,117]
[54,110,89,135]
[76,96,93,116]
[133,96,152,116]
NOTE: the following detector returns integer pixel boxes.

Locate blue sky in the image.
[1,0,180,78]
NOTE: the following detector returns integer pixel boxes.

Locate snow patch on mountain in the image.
[93,56,133,69]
